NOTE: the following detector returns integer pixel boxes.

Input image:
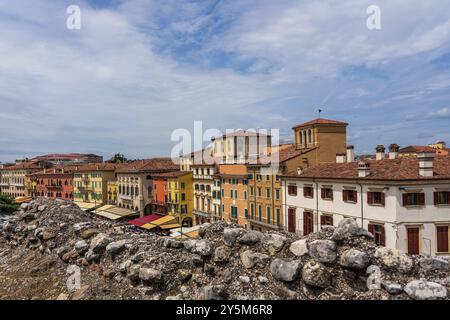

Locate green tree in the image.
[109,153,128,163]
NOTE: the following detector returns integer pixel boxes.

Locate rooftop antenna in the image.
[318,108,323,119]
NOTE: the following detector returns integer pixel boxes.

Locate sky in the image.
[1,0,450,162]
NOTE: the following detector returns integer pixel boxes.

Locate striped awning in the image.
[129,214,163,227]
[141,215,177,230]
[74,201,101,211]
[92,205,138,220]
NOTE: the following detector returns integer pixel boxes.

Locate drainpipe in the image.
[315,180,319,232]
[358,183,364,228]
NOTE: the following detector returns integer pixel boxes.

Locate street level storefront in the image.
[92,205,139,221]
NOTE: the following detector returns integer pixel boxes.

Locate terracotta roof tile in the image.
[116,158,178,173]
[151,171,190,178]
[292,118,348,129]
[283,155,450,181]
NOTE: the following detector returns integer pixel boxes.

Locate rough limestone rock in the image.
[289,239,308,257]
[106,240,128,257]
[331,218,373,241]
[270,258,302,282]
[223,228,241,247]
[37,205,46,212]
[404,280,447,300]
[203,285,227,300]
[240,250,270,269]
[339,249,370,270]
[419,257,450,273]
[382,281,403,295]
[73,222,93,232]
[185,239,213,256]
[239,230,264,246]
[263,234,287,255]
[139,268,163,283]
[213,246,230,263]
[302,260,332,288]
[89,233,113,254]
[374,247,413,273]
[74,240,89,255]
[308,240,337,264]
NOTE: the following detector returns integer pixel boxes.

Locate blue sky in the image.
[1,0,450,162]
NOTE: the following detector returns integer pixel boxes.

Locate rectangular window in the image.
[257,175,262,181]
[258,187,262,197]
[303,186,313,198]
[367,191,385,206]
[368,224,385,246]
[320,215,333,227]
[230,190,233,198]
[266,188,270,198]
[276,208,281,226]
[275,189,280,200]
[244,208,248,218]
[267,206,271,224]
[434,191,450,205]
[250,186,254,196]
[234,190,238,199]
[288,185,297,196]
[181,193,185,201]
[266,175,270,181]
[402,193,425,206]
[244,191,247,200]
[243,179,248,185]
[221,189,224,197]
[251,203,255,218]
[321,188,333,200]
[436,226,449,253]
[343,190,357,203]
[258,205,262,221]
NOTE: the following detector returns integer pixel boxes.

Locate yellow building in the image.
[73,163,117,210]
[107,180,118,205]
[155,171,194,227]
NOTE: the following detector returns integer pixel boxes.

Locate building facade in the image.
[107,180,118,205]
[282,152,450,256]
[73,163,118,206]
[116,158,179,215]
[28,167,75,200]
[192,164,220,224]
[0,161,50,199]
[30,153,103,165]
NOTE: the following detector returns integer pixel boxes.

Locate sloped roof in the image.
[399,146,435,153]
[116,158,179,173]
[292,118,348,129]
[0,161,46,171]
[283,155,450,181]
[151,171,190,179]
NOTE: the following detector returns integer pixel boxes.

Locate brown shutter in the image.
[330,190,333,200]
[418,193,425,206]
[434,192,439,205]
[354,190,358,203]
[402,193,408,206]
[321,188,325,199]
[437,226,449,253]
[367,192,373,205]
[446,191,450,205]
[381,192,385,206]
[343,190,347,201]
[368,223,374,235]
[380,226,386,246]
[320,215,325,226]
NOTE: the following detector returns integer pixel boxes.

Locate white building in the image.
[282,152,450,256]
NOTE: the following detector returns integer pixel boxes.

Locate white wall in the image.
[282,179,450,256]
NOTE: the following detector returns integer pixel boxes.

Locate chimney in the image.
[346,145,355,163]
[388,144,400,159]
[358,161,371,177]
[418,152,435,177]
[297,167,303,175]
[336,153,346,163]
[376,145,385,160]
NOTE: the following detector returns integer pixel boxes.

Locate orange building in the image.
[29,166,77,200]
[219,164,249,227]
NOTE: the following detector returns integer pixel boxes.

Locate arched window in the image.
[135,186,139,196]
[298,131,302,144]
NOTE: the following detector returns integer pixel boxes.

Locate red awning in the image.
[129,214,163,227]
